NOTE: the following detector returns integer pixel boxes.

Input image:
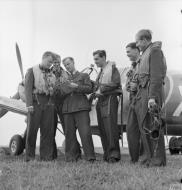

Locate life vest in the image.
[136,41,166,86]
[99,61,114,83]
[96,61,115,94]
[33,65,56,95]
[125,59,140,92]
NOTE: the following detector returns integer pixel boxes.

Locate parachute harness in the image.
[142,104,164,156]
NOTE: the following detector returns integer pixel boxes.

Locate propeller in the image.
[15,43,24,80]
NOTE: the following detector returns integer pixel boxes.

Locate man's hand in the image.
[95,93,103,98]
[69,82,78,88]
[130,81,138,92]
[94,89,103,98]
[148,98,156,109]
[27,106,34,113]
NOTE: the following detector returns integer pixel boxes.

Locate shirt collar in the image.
[142,42,152,54]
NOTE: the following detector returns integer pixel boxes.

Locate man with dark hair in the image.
[62,57,74,63]
[125,42,144,160]
[62,57,95,162]
[51,54,69,159]
[126,42,140,50]
[25,51,56,161]
[93,50,107,59]
[127,29,167,166]
[125,42,140,102]
[92,50,122,163]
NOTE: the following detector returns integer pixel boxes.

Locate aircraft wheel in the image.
[9,135,25,155]
[169,137,180,155]
[177,137,182,154]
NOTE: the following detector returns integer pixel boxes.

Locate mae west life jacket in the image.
[96,61,115,94]
[33,65,56,95]
[136,41,166,88]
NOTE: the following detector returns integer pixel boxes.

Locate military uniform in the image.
[25,65,56,161]
[126,60,144,157]
[52,67,69,159]
[126,61,139,103]
[95,61,122,162]
[127,41,167,166]
[62,71,95,161]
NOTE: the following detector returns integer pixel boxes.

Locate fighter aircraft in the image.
[0,44,182,156]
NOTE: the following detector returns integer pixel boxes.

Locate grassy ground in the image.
[0,148,181,190]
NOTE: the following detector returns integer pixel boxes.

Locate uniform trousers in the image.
[64,111,95,161]
[26,94,55,161]
[96,95,120,161]
[53,103,65,159]
[127,93,166,166]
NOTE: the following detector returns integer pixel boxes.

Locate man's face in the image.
[93,54,105,68]
[42,55,53,69]
[135,34,147,52]
[126,47,139,62]
[63,59,75,73]
[53,59,61,73]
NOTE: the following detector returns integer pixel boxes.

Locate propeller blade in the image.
[15,43,24,80]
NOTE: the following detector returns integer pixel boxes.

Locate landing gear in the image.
[169,137,182,155]
[9,135,25,155]
[9,130,26,155]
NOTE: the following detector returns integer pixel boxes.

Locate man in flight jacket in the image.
[62,57,95,162]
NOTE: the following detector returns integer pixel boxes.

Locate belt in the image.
[33,93,53,105]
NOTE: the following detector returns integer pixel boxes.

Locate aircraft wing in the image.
[0,96,27,116]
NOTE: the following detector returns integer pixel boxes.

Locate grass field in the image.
[0,147,181,190]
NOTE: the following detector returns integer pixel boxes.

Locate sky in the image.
[0,0,182,146]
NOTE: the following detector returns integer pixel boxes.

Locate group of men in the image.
[24,29,167,167]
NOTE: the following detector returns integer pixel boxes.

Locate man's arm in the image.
[25,68,34,107]
[75,73,93,94]
[149,49,165,102]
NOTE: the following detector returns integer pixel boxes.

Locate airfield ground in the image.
[0,147,181,190]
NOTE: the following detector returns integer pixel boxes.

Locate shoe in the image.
[148,159,166,167]
[88,159,96,163]
[108,157,118,163]
[140,159,150,167]
[140,156,148,165]
[25,157,35,162]
[103,157,108,162]
[130,160,138,164]
[103,155,108,162]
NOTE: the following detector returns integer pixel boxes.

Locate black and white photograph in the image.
[0,0,182,189]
